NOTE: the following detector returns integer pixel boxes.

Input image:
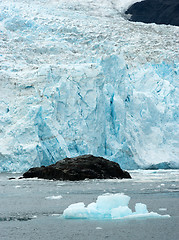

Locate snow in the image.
[113,0,143,12]
[63,193,170,219]
[0,0,179,172]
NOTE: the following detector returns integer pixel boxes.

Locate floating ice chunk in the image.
[63,202,89,219]
[135,203,148,214]
[63,193,170,220]
[87,202,99,218]
[159,208,167,211]
[124,212,167,219]
[111,206,132,219]
[96,193,130,210]
[45,195,62,200]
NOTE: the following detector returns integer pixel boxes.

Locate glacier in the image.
[0,0,179,172]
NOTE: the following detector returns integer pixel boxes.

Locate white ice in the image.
[45,195,62,200]
[63,193,170,219]
[0,0,179,172]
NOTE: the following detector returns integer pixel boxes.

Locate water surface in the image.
[0,170,179,240]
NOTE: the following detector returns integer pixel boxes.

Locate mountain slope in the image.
[126,0,179,26]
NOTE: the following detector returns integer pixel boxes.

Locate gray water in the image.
[0,170,179,240]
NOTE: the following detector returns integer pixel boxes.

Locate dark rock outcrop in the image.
[23,155,131,180]
[125,0,179,27]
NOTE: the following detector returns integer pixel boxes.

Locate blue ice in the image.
[63,193,170,220]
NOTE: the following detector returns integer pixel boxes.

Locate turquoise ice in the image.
[0,0,178,172]
[63,193,170,219]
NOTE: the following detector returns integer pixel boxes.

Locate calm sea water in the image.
[0,170,179,240]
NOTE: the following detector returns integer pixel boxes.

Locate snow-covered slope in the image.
[0,0,178,172]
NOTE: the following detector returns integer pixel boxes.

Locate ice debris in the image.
[63,193,170,220]
[45,195,62,200]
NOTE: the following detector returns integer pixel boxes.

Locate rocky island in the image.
[23,155,131,180]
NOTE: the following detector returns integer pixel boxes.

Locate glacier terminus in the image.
[0,0,179,172]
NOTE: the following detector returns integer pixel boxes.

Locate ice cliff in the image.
[0,0,179,172]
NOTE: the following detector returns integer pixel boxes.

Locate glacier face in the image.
[0,0,179,172]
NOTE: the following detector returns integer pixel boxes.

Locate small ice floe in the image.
[63,193,170,220]
[51,214,61,217]
[15,185,21,188]
[159,208,167,211]
[57,182,66,186]
[96,227,102,230]
[45,195,62,200]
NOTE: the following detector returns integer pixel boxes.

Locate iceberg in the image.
[0,0,178,172]
[63,193,170,219]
